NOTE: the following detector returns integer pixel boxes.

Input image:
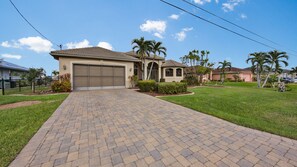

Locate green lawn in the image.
[0,94,68,167]
[160,83,297,140]
[0,85,51,96]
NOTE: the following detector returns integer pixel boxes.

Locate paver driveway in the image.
[10,89,297,167]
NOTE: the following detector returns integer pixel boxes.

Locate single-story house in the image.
[212,67,253,82]
[0,59,29,88]
[50,47,186,90]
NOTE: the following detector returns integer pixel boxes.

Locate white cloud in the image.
[240,13,247,19]
[194,0,211,5]
[1,36,53,53]
[169,14,179,20]
[222,0,245,12]
[1,41,20,48]
[175,27,193,41]
[66,39,92,49]
[97,42,113,50]
[140,20,167,39]
[153,33,163,39]
[215,0,219,4]
[1,54,22,60]
[18,36,53,53]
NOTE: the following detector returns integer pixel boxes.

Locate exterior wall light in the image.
[63,65,67,70]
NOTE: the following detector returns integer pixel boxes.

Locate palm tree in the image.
[246,52,267,88]
[180,50,200,77]
[217,60,232,83]
[262,50,288,88]
[147,41,166,80]
[291,66,297,78]
[131,37,152,80]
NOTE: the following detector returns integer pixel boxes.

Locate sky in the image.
[1,0,297,75]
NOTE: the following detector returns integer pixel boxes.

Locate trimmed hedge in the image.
[138,80,156,92]
[158,82,187,94]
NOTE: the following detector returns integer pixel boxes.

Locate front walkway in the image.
[10,89,297,167]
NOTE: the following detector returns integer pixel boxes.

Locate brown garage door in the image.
[73,64,125,90]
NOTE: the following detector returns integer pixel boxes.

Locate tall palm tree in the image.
[180,50,200,77]
[217,60,232,83]
[246,52,267,88]
[262,50,288,88]
[131,37,152,80]
[147,41,166,80]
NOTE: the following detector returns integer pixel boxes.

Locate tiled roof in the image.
[50,47,140,62]
[125,51,165,60]
[0,59,28,71]
[162,59,187,68]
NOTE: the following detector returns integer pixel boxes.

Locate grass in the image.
[0,85,51,96]
[0,94,68,167]
[160,82,297,140]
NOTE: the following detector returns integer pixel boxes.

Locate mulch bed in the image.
[0,101,42,110]
[136,90,193,97]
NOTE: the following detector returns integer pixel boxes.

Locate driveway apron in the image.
[10,89,297,167]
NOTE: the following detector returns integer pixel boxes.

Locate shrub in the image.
[184,76,198,86]
[158,82,187,94]
[138,80,156,92]
[51,73,71,92]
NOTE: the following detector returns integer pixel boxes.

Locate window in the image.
[134,64,138,76]
[166,68,173,77]
[176,68,182,77]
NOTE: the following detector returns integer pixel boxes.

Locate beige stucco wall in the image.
[58,57,134,89]
[162,67,184,82]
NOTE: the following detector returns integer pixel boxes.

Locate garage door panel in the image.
[114,77,125,86]
[74,76,88,87]
[89,77,101,87]
[101,76,113,86]
[114,67,125,77]
[89,66,101,76]
[101,66,113,76]
[74,65,88,76]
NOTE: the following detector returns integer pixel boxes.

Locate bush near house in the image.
[51,73,71,92]
[158,82,187,94]
[138,80,156,92]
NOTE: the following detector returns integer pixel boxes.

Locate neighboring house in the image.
[278,69,293,79]
[50,47,186,90]
[212,67,253,82]
[0,59,29,88]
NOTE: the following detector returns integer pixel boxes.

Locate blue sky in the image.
[1,0,297,75]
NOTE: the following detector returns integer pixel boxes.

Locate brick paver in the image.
[10,89,297,167]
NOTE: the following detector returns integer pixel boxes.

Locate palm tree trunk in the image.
[147,56,156,80]
[262,64,274,88]
[256,65,261,88]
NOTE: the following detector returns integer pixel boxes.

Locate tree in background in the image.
[132,37,152,80]
[24,68,46,93]
[196,50,214,85]
[217,60,232,84]
[246,52,267,88]
[291,66,297,78]
[147,41,166,80]
[262,50,288,88]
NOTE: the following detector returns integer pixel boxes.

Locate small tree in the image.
[25,68,46,93]
[217,60,232,84]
